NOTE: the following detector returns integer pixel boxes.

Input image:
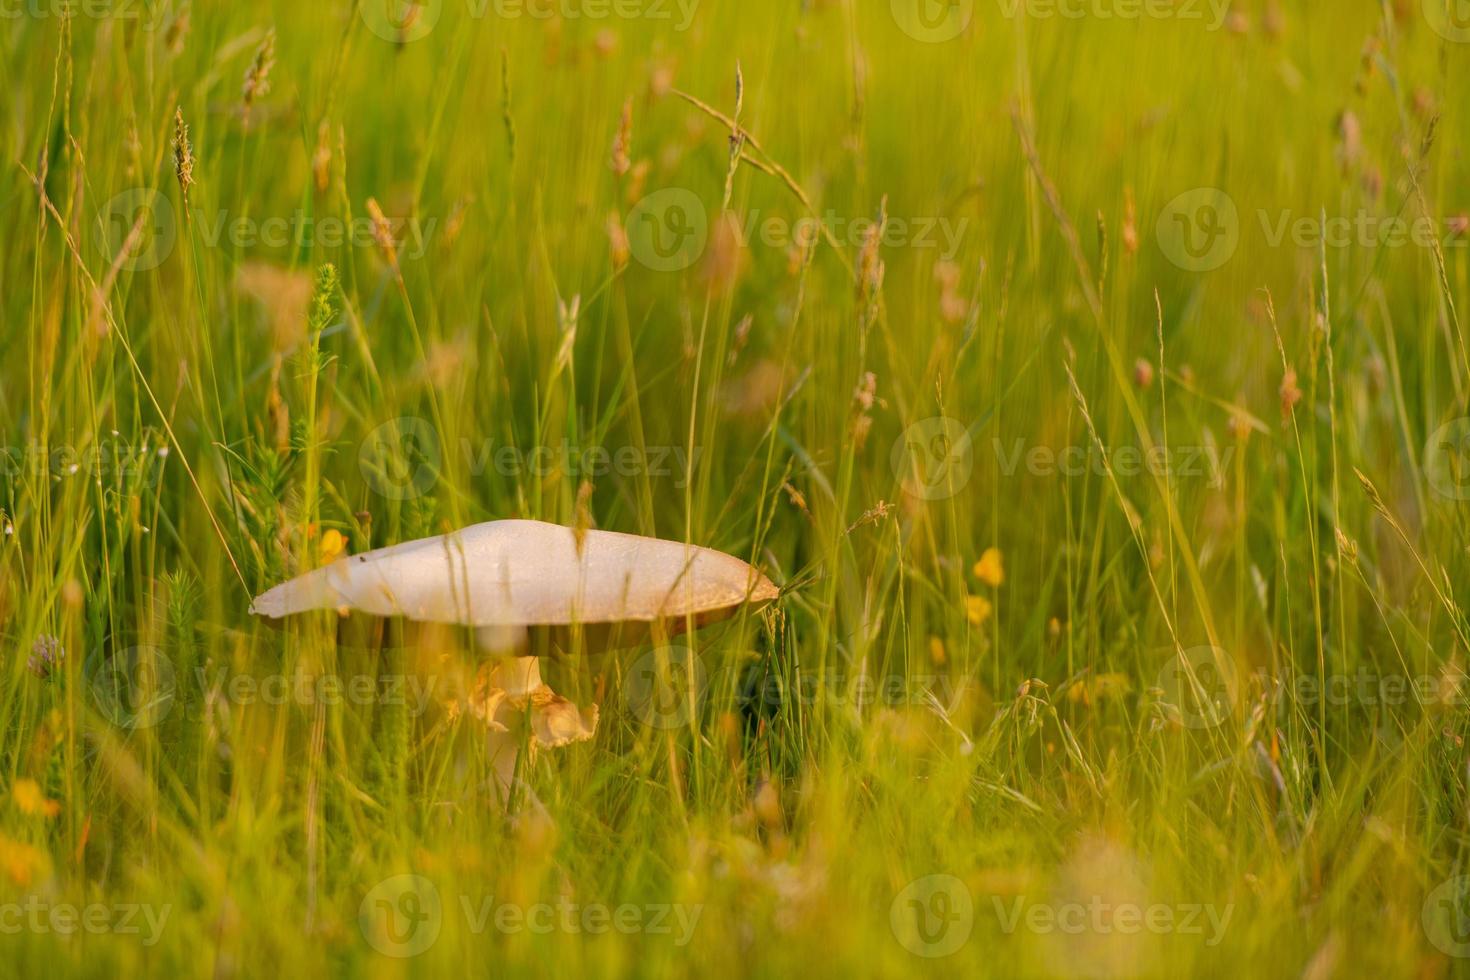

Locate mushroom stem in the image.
[486,725,543,814]
[485,655,547,814]
[494,654,543,697]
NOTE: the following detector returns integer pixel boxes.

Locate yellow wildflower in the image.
[0,834,48,886]
[973,548,1005,588]
[965,595,993,627]
[319,528,346,566]
[11,779,61,818]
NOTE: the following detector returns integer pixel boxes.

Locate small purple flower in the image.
[27,635,64,679]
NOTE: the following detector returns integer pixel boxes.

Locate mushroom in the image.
[250,519,778,805]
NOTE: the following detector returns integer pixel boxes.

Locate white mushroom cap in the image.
[250,519,778,627]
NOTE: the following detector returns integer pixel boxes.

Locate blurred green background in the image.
[2,0,1470,976]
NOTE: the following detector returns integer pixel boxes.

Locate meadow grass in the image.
[2,0,1470,976]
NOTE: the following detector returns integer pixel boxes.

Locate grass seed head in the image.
[172,107,194,199]
[1279,367,1303,419]
[611,97,633,177]
[27,636,64,680]
[242,29,277,118]
[312,120,332,193]
[164,1,190,55]
[1133,358,1155,389]
[365,198,399,269]
[606,211,630,271]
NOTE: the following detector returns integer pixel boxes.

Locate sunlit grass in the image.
[2,1,1469,976]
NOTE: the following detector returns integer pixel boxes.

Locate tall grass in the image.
[1,1,1469,976]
